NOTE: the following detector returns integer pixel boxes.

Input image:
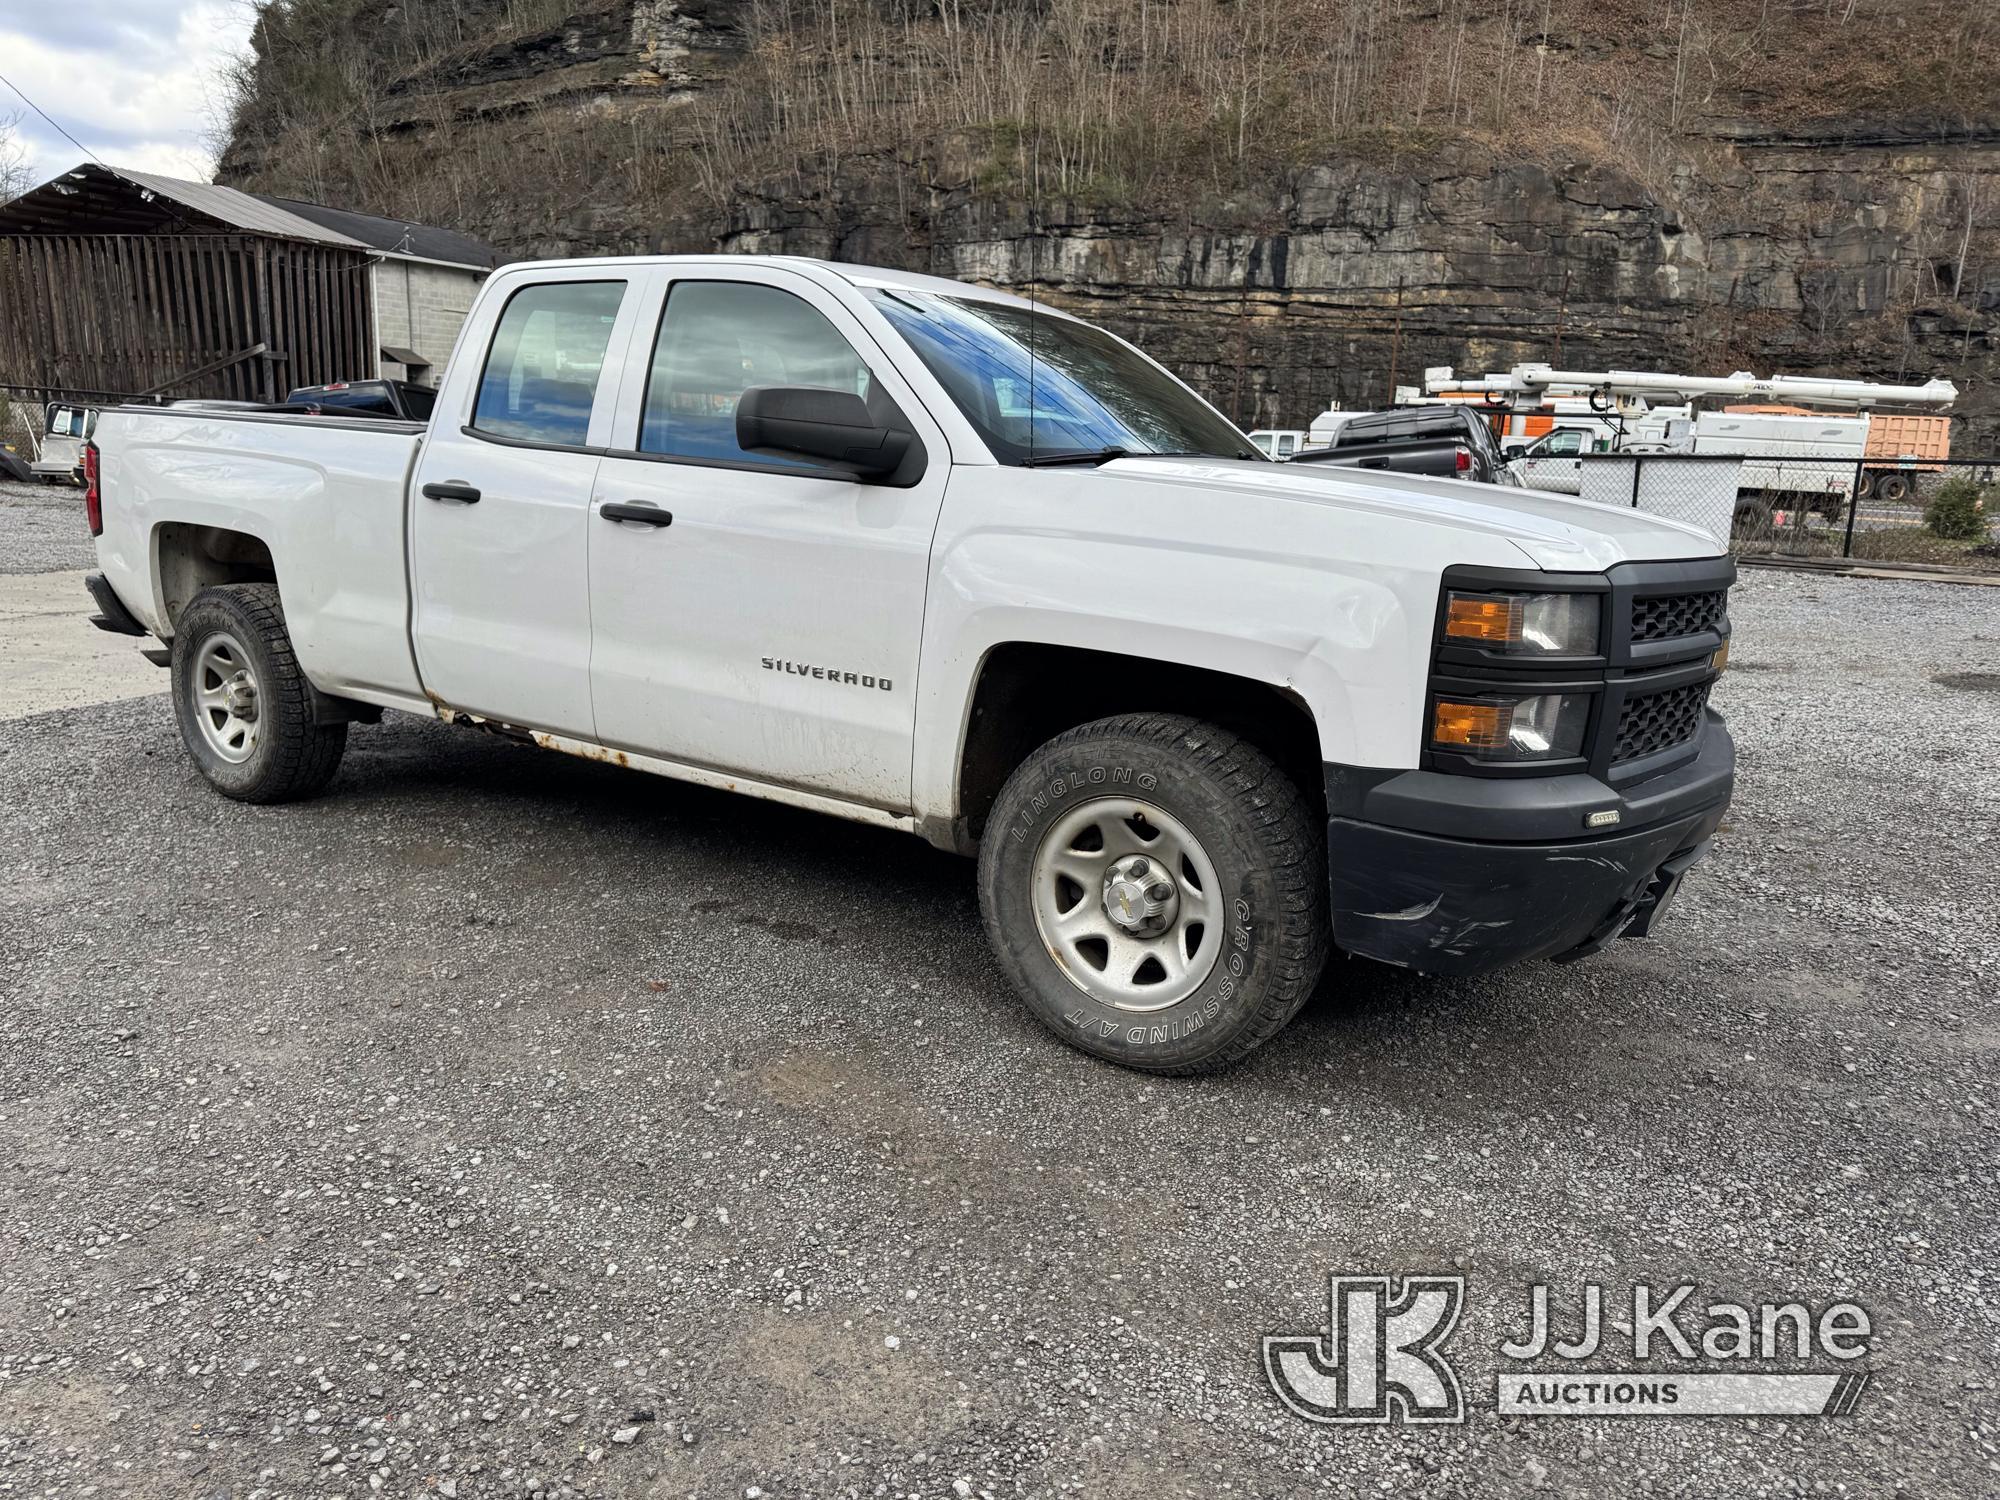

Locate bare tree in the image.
[0,113,34,204]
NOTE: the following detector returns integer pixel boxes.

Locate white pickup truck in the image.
[82,255,1736,1072]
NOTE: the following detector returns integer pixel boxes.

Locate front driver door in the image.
[586,268,949,813]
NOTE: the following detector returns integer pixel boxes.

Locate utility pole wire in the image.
[0,69,111,172]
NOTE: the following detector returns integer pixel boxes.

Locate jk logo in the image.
[1263,1274,1466,1425]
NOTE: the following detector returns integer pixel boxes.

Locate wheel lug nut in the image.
[1127,857,1148,876]
[1146,883,1171,901]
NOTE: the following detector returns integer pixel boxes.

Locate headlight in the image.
[1432,693,1591,761]
[1444,590,1600,655]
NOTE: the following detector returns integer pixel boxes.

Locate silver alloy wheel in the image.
[192,631,262,764]
[1029,796,1224,1012]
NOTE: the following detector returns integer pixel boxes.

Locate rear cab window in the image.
[471,281,628,446]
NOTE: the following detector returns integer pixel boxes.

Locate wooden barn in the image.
[0,164,500,410]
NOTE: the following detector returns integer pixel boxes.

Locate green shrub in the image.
[1925,476,1992,542]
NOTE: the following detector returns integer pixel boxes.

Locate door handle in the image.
[422,480,482,504]
[599,502,673,527]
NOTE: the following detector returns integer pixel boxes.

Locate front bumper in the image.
[1325,713,1734,976]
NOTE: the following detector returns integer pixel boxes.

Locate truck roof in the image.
[484,253,1051,314]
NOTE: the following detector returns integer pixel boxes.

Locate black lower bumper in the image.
[84,572,148,636]
[1326,716,1734,976]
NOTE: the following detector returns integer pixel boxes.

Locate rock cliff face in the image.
[220,0,1999,440]
[706,131,1999,437]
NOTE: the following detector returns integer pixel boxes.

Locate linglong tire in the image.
[171,583,347,803]
[978,713,1327,1074]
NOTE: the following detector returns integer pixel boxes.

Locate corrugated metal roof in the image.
[0,163,370,247]
[104,168,373,248]
[256,196,501,269]
[0,165,494,269]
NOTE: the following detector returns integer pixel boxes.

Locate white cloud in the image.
[0,0,256,185]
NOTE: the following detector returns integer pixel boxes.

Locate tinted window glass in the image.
[472,281,626,446]
[870,291,1256,464]
[1543,430,1584,456]
[640,281,872,462]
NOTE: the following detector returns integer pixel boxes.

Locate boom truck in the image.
[1432,362,1960,524]
[1424,364,1959,525]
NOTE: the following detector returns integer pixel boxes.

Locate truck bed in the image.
[93,406,429,705]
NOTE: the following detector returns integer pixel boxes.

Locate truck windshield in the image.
[867,290,1259,465]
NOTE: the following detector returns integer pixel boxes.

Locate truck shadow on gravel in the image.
[332,715,1566,1084]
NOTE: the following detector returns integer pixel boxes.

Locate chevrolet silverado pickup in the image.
[82,255,1736,1073]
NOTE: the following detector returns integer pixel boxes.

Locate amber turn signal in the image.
[1432,699,1510,752]
[1444,594,1522,644]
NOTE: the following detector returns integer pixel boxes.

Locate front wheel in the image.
[171,583,347,803]
[977,713,1327,1073]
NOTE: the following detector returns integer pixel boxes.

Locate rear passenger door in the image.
[409,271,647,736]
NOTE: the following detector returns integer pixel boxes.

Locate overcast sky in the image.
[0,0,256,186]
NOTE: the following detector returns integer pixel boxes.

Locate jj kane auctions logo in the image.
[1264,1275,1873,1424]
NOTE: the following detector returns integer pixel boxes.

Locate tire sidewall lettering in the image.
[1007,765,1150,843]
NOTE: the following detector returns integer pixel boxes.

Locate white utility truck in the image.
[81,257,1737,1072]
[1430,365,1958,527]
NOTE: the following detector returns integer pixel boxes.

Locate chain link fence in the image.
[1570,453,2000,574]
[0,392,43,479]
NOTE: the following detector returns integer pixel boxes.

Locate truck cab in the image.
[1508,427,1594,493]
[82,255,1736,1074]
[34,402,96,483]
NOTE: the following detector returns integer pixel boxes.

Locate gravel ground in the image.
[0,569,1995,1499]
[0,478,96,575]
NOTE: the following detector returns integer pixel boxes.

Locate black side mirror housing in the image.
[735,386,912,478]
[1502,444,1526,459]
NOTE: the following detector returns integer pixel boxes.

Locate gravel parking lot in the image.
[0,554,1995,1497]
[0,477,97,575]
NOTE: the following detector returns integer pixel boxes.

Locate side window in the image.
[1543,430,1584,457]
[471,280,627,446]
[640,280,873,463]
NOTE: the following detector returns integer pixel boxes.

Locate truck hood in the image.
[1097,456,1725,571]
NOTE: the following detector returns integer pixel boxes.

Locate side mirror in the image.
[735,386,911,478]
[1503,444,1526,459]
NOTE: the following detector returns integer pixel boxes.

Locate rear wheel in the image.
[171,583,346,803]
[1874,473,1910,504]
[977,713,1327,1073]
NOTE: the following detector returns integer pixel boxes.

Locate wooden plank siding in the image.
[0,234,376,407]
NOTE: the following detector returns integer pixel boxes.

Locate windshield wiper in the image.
[1016,447,1253,468]
[1017,446,1133,467]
